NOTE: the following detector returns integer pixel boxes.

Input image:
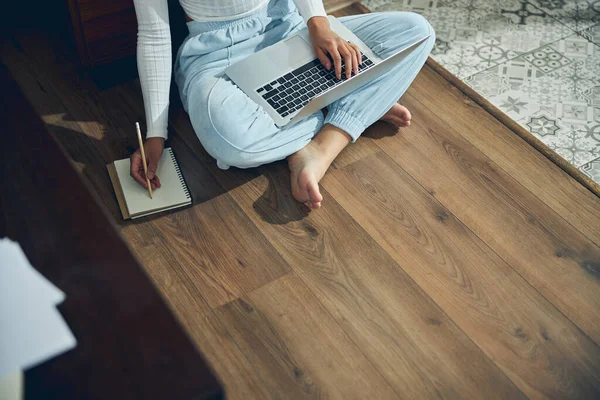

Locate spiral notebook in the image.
[107,148,191,219]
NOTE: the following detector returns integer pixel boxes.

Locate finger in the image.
[134,171,148,188]
[351,43,360,75]
[129,152,140,176]
[315,47,331,70]
[329,44,342,80]
[351,43,362,66]
[129,153,148,187]
[346,41,358,75]
[340,45,352,79]
[347,43,358,76]
[150,175,161,189]
[147,157,158,180]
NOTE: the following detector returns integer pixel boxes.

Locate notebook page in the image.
[114,148,190,216]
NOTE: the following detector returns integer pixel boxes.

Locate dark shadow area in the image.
[1,0,188,89]
[251,162,312,225]
[362,120,401,140]
[1,1,71,38]
[89,0,189,90]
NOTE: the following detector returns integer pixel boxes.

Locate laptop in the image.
[224,15,430,128]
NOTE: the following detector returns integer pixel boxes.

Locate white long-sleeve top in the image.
[133,0,327,139]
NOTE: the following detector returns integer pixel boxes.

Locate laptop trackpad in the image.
[268,35,315,69]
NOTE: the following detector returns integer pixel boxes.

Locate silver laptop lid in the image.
[225,16,428,127]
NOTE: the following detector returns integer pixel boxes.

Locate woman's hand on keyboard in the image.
[306,16,361,80]
[130,137,164,190]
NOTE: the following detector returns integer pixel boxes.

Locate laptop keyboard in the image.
[256,53,375,118]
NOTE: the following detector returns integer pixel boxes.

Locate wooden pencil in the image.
[135,122,153,199]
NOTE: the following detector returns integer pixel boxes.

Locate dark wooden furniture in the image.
[67,0,137,66]
[66,0,188,68]
[0,62,223,400]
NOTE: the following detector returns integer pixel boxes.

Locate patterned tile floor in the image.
[362,0,600,184]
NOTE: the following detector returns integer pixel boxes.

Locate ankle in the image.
[313,124,351,158]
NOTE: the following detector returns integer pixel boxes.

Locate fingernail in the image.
[148,172,154,179]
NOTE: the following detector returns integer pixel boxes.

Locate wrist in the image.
[146,137,165,153]
[147,137,165,145]
[307,16,329,32]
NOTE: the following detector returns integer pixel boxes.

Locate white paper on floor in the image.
[0,238,77,380]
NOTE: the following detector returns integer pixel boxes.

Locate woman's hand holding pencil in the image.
[130,123,164,195]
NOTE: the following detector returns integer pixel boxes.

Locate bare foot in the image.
[287,141,331,209]
[380,103,412,127]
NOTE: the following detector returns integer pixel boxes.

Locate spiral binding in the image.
[169,148,191,200]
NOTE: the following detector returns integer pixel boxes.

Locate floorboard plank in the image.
[329,2,366,16]
[216,274,398,399]
[123,226,271,400]
[122,222,212,316]
[409,65,600,244]
[208,162,526,399]
[323,151,600,399]
[148,189,292,308]
[330,132,381,170]
[388,91,600,344]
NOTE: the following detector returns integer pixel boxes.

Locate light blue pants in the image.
[174,0,435,170]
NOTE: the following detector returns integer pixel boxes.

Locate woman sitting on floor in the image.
[130,0,435,209]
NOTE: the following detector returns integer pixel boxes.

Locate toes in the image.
[399,106,412,122]
[305,201,321,209]
[302,200,322,210]
[291,178,310,205]
[307,181,323,204]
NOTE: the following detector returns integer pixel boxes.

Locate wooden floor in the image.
[3,2,600,399]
